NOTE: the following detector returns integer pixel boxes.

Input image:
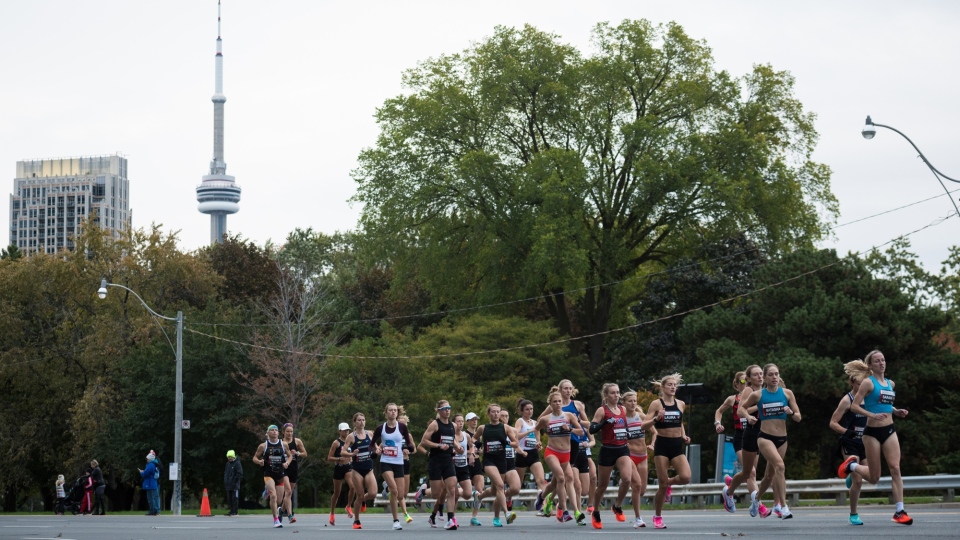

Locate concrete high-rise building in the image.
[8,155,131,256]
[196,0,241,244]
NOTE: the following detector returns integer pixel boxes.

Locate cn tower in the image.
[196,0,241,244]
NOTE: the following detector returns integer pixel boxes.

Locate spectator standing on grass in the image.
[224,450,243,516]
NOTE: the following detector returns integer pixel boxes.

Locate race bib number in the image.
[761,402,784,417]
[662,411,681,425]
[613,428,628,441]
[485,441,503,454]
[383,446,399,458]
[879,390,895,405]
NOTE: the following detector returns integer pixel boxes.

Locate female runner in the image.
[499,408,528,524]
[514,399,547,509]
[452,414,477,513]
[722,365,776,517]
[714,372,746,475]
[343,413,377,530]
[280,423,307,524]
[616,390,656,528]
[532,389,584,523]
[465,412,485,526]
[738,364,801,520]
[372,403,416,530]
[327,422,352,525]
[829,371,868,525]
[397,409,416,524]
[643,374,692,529]
[588,383,638,529]
[537,379,591,519]
[419,399,462,530]
[840,351,912,525]
[473,403,524,527]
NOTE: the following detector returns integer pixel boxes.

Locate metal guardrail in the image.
[377,475,960,508]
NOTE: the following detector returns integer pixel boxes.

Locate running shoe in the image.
[329,512,335,526]
[653,516,665,529]
[575,510,585,525]
[838,455,858,479]
[561,511,573,522]
[780,505,793,520]
[346,505,354,518]
[506,499,513,512]
[846,474,853,489]
[591,509,602,529]
[665,485,672,501]
[850,513,863,526]
[748,496,759,517]
[543,496,554,517]
[724,474,732,487]
[758,503,771,518]
[429,515,438,528]
[361,502,367,513]
[289,516,296,524]
[492,517,503,527]
[556,510,564,523]
[382,481,390,500]
[393,520,403,530]
[535,490,545,512]
[722,486,736,513]
[892,510,913,525]
[278,506,285,518]
[612,505,625,522]
[634,516,646,528]
[404,512,413,524]
[587,505,594,514]
[273,518,283,528]
[415,484,427,504]
[507,511,517,524]
[472,488,481,508]
[444,518,458,530]
[262,488,269,501]
[773,505,782,518]
[352,521,362,530]
[470,517,482,526]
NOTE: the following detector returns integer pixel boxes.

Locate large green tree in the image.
[352,20,836,368]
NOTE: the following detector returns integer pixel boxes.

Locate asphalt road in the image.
[2,506,959,539]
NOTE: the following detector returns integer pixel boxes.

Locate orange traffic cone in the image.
[198,488,212,517]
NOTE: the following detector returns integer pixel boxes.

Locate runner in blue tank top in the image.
[739,364,800,520]
[840,351,912,526]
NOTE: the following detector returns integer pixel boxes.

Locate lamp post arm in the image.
[873,122,960,184]
[104,283,178,322]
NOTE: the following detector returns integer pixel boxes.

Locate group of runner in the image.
[253,348,911,530]
[715,350,911,527]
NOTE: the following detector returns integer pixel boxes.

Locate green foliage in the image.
[352,20,836,368]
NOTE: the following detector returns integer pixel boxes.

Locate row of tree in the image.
[3,19,959,511]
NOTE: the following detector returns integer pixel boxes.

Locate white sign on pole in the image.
[182,420,191,429]
[169,463,179,481]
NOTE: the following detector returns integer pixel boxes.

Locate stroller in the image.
[55,476,88,515]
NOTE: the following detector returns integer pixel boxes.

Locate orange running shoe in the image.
[329,512,335,526]
[591,509,602,529]
[361,503,367,513]
[612,505,625,522]
[892,510,913,525]
[352,521,362,530]
[838,455,858,479]
[346,505,353,518]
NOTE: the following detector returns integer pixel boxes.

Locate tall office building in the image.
[196,0,241,244]
[8,155,131,256]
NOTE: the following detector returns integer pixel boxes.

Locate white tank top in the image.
[453,431,470,468]
[379,423,405,465]
[520,418,538,450]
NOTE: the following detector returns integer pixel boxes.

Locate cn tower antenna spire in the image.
[197,0,241,244]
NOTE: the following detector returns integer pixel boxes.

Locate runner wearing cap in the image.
[419,400,462,530]
[327,422,352,526]
[465,412,485,526]
[253,424,293,528]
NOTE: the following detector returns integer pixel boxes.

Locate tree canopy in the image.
[352,20,837,367]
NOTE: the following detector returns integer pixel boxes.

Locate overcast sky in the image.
[2,1,958,272]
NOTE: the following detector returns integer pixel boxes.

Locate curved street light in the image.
[862,116,960,219]
[98,278,183,516]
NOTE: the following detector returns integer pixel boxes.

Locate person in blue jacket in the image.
[138,450,160,516]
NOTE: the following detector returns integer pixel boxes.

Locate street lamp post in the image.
[862,116,960,219]
[98,279,183,516]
